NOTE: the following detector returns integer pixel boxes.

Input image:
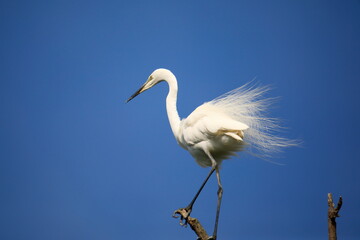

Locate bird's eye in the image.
[146,75,154,84]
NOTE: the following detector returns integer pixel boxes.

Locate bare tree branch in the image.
[328,193,343,240]
[174,208,209,240]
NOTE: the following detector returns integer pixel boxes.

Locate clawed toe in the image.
[172,207,192,226]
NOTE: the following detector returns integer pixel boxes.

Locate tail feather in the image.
[208,82,298,157]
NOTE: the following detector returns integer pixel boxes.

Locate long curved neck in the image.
[165,74,181,138]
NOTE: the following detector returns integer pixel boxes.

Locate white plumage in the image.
[126,68,296,240]
[178,103,249,167]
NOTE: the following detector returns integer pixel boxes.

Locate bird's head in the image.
[126,68,172,102]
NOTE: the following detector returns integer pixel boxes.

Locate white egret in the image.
[127,68,296,240]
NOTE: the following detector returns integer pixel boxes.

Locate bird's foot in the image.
[196,236,216,240]
[172,207,192,227]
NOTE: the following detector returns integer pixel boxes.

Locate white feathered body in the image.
[175,83,294,167]
[177,103,249,167]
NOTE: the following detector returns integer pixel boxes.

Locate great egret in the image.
[127,68,296,240]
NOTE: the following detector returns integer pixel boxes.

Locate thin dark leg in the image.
[210,169,223,240]
[187,167,216,209]
[173,167,215,225]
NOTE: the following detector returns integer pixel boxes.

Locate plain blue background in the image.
[1,0,359,239]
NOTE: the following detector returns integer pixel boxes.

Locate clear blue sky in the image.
[1,1,359,239]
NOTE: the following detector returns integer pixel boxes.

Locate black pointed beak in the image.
[126,85,145,103]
